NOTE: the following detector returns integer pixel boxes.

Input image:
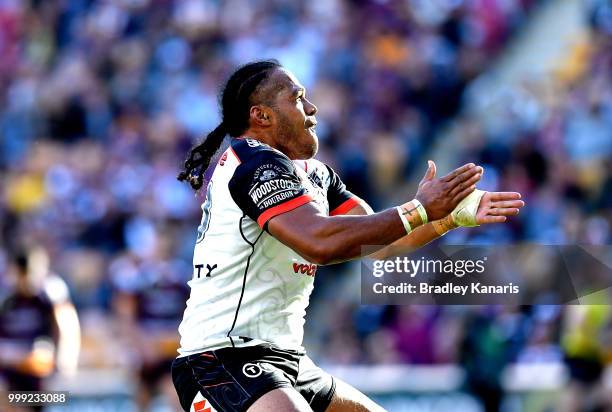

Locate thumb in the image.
[421,160,436,182]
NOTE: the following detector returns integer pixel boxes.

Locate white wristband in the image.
[412,198,428,224]
[396,206,413,234]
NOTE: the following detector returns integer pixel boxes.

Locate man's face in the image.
[266,69,318,160]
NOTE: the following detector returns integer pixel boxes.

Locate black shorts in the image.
[171,343,336,412]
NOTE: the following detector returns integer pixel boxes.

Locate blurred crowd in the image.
[318,0,612,361]
[0,0,611,410]
[314,0,612,410]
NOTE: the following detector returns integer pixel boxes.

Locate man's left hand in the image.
[476,191,524,225]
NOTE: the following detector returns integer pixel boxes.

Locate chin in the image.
[308,130,319,155]
[291,132,317,160]
[303,137,318,159]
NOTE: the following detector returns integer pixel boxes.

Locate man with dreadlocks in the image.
[171,60,524,412]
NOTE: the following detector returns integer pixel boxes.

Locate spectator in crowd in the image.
[0,246,80,411]
[560,304,612,412]
[111,248,189,412]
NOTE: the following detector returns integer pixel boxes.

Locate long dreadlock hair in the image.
[177,60,282,190]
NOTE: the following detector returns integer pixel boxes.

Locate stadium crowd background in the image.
[0,0,610,411]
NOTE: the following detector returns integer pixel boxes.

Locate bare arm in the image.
[52,302,81,376]
[268,162,482,265]
[269,203,408,264]
[348,192,525,260]
[344,201,445,259]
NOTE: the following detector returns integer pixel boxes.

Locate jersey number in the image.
[196,182,213,244]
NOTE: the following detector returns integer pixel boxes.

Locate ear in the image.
[250,105,273,127]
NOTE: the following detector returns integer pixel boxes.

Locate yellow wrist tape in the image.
[432,215,457,236]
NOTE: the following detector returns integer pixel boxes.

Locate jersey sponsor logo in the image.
[242,363,262,378]
[194,263,217,278]
[259,190,300,209]
[250,179,297,202]
[259,362,275,373]
[249,164,301,208]
[293,263,317,277]
[250,179,300,204]
[191,392,218,412]
[246,138,261,148]
[252,163,284,183]
[259,169,277,181]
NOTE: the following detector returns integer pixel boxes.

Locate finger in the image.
[420,160,437,184]
[449,171,483,196]
[478,215,507,224]
[488,207,520,216]
[490,200,525,209]
[447,167,483,191]
[488,192,522,201]
[452,184,477,205]
[441,163,475,182]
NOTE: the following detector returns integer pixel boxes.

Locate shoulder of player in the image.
[229,138,298,183]
[295,158,334,187]
[42,274,70,305]
[313,158,333,175]
[229,137,289,164]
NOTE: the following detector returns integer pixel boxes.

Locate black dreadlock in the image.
[177,60,282,190]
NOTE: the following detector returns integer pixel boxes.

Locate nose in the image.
[304,98,317,116]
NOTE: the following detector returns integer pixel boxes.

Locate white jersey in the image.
[177,137,358,356]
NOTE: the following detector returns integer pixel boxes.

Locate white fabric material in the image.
[190,391,218,412]
[177,152,336,356]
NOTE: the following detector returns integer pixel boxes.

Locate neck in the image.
[242,128,275,147]
[240,128,298,160]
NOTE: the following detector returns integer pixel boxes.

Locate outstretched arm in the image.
[268,162,482,265]
[369,191,525,259]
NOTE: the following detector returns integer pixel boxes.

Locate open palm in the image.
[476,191,524,224]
